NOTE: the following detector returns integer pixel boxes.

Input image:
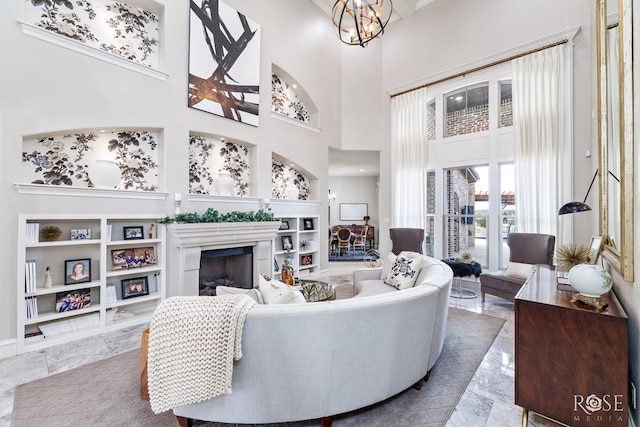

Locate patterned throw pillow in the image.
[383,256,423,290]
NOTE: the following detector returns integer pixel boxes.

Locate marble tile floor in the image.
[0,264,562,427]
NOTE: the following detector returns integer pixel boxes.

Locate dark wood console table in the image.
[514,267,628,426]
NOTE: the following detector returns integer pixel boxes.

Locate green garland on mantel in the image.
[159,208,279,224]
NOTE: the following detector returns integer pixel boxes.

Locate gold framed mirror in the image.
[597,0,634,281]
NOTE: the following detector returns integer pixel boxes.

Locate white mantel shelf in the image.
[166,221,282,247]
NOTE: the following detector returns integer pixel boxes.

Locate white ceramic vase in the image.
[567,263,613,297]
[286,185,299,200]
[214,171,235,196]
[91,160,120,188]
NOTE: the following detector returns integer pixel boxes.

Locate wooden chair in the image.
[352,226,368,253]
[336,228,353,256]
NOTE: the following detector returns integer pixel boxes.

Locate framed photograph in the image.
[64,258,91,285]
[588,235,605,264]
[303,218,314,230]
[123,226,144,240]
[70,228,91,240]
[279,220,289,230]
[56,288,91,312]
[301,254,313,265]
[111,247,157,270]
[121,277,149,299]
[281,235,293,250]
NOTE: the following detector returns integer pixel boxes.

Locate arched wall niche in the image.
[271,63,319,127]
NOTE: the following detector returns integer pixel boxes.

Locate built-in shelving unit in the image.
[17,214,165,353]
[273,215,319,280]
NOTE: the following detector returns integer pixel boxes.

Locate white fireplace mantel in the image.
[166,221,281,296]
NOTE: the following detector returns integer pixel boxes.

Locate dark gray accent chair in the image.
[390,228,425,255]
[480,232,555,302]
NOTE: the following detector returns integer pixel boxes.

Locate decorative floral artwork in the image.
[188,0,261,126]
[22,131,158,191]
[24,0,159,68]
[189,135,250,196]
[271,74,310,123]
[272,158,311,200]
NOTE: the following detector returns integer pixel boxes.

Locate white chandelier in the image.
[332,0,393,47]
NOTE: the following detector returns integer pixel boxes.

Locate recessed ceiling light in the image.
[359,169,365,172]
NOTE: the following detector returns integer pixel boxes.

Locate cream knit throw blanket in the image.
[147,295,256,414]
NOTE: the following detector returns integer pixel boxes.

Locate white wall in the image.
[0,0,341,349]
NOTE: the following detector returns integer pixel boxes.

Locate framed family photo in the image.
[121,277,149,299]
[303,218,314,230]
[279,220,289,230]
[123,226,144,240]
[64,258,91,285]
[281,235,293,250]
[111,247,157,270]
[56,288,91,312]
[70,228,91,240]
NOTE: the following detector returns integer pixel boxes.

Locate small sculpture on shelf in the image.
[148,223,155,239]
[43,266,52,288]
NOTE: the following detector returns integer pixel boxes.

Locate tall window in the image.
[499,163,516,268]
[444,83,489,137]
[443,166,486,266]
[498,80,513,128]
[426,99,436,141]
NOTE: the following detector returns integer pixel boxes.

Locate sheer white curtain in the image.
[512,45,565,236]
[390,87,428,228]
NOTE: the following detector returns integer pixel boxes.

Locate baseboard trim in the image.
[0,338,17,360]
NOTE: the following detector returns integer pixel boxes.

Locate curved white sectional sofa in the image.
[172,254,453,427]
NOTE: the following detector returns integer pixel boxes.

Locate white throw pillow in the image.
[259,276,305,304]
[380,252,397,280]
[383,256,423,290]
[504,261,535,279]
[216,285,264,304]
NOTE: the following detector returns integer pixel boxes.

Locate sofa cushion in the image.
[384,255,423,289]
[215,285,264,304]
[380,252,397,280]
[354,279,398,298]
[259,276,306,304]
[504,261,535,279]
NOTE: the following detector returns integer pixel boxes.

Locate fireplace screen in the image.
[199,246,253,296]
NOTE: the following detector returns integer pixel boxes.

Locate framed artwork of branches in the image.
[188,0,261,126]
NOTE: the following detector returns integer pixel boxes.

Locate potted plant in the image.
[281,249,295,286]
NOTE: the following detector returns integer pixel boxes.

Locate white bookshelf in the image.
[273,215,320,280]
[17,214,165,353]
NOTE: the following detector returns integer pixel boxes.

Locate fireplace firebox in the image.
[199,246,253,296]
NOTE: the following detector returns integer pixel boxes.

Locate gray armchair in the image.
[390,228,425,255]
[480,232,555,302]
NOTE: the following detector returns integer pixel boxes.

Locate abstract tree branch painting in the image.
[188,0,261,126]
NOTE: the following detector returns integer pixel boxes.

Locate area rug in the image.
[13,308,504,427]
[328,250,366,262]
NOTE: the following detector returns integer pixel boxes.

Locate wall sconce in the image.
[174,193,182,215]
[558,169,619,215]
[328,189,337,204]
[261,197,271,211]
